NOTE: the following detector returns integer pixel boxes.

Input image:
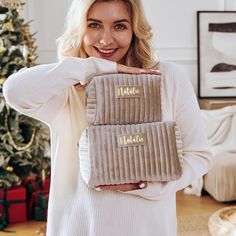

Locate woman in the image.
[3,0,212,235]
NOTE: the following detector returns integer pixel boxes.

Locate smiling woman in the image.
[57,0,156,69]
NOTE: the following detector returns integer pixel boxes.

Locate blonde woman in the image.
[3,0,212,235]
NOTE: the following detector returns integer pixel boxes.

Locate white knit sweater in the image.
[3,57,212,236]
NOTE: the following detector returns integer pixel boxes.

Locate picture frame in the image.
[197,11,236,98]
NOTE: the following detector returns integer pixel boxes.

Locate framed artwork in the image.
[197,11,236,98]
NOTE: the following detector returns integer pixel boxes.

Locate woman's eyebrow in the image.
[114,19,130,23]
[87,18,102,23]
[87,18,130,23]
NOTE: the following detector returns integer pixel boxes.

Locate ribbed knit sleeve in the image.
[122,62,212,200]
[3,57,117,124]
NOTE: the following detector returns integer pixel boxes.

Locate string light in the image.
[0,0,21,9]
[4,105,36,151]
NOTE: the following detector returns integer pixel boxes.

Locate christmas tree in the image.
[0,0,50,189]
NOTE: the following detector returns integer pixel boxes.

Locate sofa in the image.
[202,105,236,202]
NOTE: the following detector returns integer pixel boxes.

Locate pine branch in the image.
[0,4,50,188]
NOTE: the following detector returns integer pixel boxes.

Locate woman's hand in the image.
[75,63,161,88]
[117,64,161,75]
[95,181,148,192]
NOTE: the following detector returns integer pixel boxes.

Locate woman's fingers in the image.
[95,184,138,192]
[95,181,148,192]
[117,64,161,75]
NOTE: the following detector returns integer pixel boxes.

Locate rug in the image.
[177,212,212,236]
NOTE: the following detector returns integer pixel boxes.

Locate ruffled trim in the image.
[175,124,183,166]
[159,73,164,122]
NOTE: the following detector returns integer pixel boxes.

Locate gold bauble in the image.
[0,45,6,54]
[0,76,6,85]
[6,166,14,172]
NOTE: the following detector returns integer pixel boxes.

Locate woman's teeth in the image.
[97,49,116,54]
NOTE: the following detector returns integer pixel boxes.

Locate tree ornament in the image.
[6,166,13,172]
[0,77,6,85]
[3,21,14,31]
[0,45,5,54]
[4,105,36,151]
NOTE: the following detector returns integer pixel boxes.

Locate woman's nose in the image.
[99,29,114,46]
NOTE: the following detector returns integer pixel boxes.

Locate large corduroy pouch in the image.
[86,73,162,125]
[79,121,183,188]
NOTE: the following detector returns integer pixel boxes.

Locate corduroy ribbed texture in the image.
[79,121,183,188]
[86,73,162,125]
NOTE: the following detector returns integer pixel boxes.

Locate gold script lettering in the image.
[116,86,144,98]
[118,134,146,147]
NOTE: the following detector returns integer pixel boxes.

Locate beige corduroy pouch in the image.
[79,121,183,188]
[86,73,162,125]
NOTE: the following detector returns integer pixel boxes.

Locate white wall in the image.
[23,0,236,93]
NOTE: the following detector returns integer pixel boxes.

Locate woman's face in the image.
[83,1,133,64]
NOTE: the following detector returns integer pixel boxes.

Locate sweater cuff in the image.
[77,57,117,85]
[90,57,118,74]
[58,56,117,85]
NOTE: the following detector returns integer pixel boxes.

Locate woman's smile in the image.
[94,47,118,58]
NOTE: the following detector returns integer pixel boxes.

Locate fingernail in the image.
[95,187,103,191]
[139,183,146,189]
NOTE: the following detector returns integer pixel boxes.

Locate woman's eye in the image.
[114,24,126,30]
[88,23,101,29]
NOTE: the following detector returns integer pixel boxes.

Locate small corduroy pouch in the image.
[79,121,183,188]
[86,73,162,125]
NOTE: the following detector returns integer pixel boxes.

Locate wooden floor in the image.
[0,221,46,236]
[1,191,236,236]
[176,190,236,216]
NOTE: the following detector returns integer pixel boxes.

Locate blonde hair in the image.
[57,0,158,69]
